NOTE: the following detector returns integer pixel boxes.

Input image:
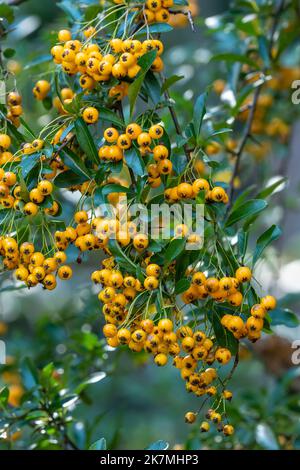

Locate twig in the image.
[228,0,286,206]
[51,135,75,162]
[228,84,262,203]
[162,76,192,162]
[7,0,28,5]
[226,351,239,383]
[116,101,137,189]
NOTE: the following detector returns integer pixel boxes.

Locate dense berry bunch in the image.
[93,249,276,434]
[51,32,164,91]
[5,92,23,128]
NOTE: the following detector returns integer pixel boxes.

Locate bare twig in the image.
[7,0,28,5]
[229,84,262,203]
[116,101,137,189]
[162,76,192,162]
[228,0,286,206]
[226,352,240,383]
[51,135,75,163]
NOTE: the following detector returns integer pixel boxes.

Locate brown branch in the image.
[116,102,137,189]
[228,0,286,206]
[51,135,75,163]
[228,84,262,203]
[162,76,192,162]
[7,0,28,5]
[226,351,240,383]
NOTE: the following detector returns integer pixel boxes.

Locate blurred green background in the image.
[1,0,300,450]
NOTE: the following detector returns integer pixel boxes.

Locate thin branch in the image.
[228,0,286,206]
[228,84,262,203]
[225,352,240,385]
[162,76,192,162]
[51,135,75,164]
[116,102,137,190]
[7,0,28,5]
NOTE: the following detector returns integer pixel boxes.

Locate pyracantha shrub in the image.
[1,0,299,440]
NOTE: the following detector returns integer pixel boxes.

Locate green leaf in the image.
[237,229,249,259]
[57,0,81,21]
[42,96,53,111]
[210,53,259,68]
[0,209,10,226]
[20,153,40,178]
[20,118,36,139]
[74,118,99,164]
[18,171,30,202]
[210,308,238,355]
[253,225,282,265]
[164,238,186,267]
[84,4,102,21]
[54,170,87,188]
[175,278,190,294]
[0,387,9,407]
[128,50,157,117]
[256,423,279,450]
[270,308,299,328]
[256,177,287,199]
[3,48,15,58]
[136,23,173,35]
[144,71,161,105]
[60,148,92,180]
[76,372,107,394]
[6,120,25,146]
[225,199,267,227]
[97,107,124,127]
[21,358,38,390]
[230,185,256,211]
[125,147,145,177]
[89,438,107,450]
[146,440,169,450]
[0,4,14,23]
[258,35,270,68]
[23,55,52,70]
[94,184,130,205]
[193,92,207,136]
[161,75,184,93]
[108,240,136,273]
[61,395,79,408]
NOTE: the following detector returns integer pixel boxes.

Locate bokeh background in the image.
[1,0,300,450]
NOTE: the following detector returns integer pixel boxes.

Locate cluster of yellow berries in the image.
[50,29,164,89]
[20,137,45,156]
[54,210,110,252]
[0,237,72,289]
[141,0,173,24]
[0,165,58,216]
[113,0,174,24]
[94,254,238,433]
[6,91,23,128]
[221,295,277,342]
[53,87,75,115]
[186,410,235,437]
[181,266,252,307]
[0,133,16,167]
[0,167,19,210]
[25,180,56,216]
[99,123,173,183]
[165,179,229,204]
